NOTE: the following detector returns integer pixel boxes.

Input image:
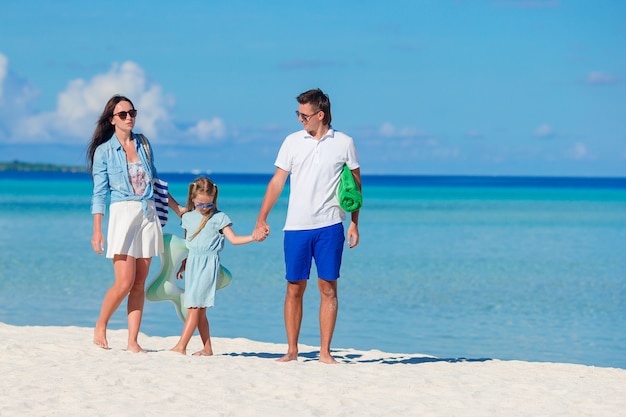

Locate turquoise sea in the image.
[1,171,625,369]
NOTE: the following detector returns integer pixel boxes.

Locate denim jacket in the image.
[90,133,158,215]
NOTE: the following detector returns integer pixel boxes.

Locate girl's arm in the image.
[168,193,186,218]
[222,225,255,245]
[176,258,187,279]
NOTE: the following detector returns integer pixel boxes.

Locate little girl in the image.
[170,177,257,356]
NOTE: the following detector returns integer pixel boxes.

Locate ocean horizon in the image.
[3,169,626,187]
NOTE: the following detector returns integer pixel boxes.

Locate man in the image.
[253,88,361,364]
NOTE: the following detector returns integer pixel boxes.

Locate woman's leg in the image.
[126,257,151,352]
[93,254,137,350]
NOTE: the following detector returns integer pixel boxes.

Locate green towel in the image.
[338,164,362,212]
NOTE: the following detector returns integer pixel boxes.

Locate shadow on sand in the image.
[224,350,492,365]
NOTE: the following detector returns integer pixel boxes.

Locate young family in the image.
[87,89,361,363]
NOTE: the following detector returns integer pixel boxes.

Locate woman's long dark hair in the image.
[86,95,135,170]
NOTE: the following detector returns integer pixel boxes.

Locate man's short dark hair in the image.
[297,88,332,125]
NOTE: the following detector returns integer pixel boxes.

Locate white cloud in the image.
[587,71,619,85]
[0,53,40,141]
[534,123,556,138]
[0,53,7,97]
[567,142,594,160]
[187,118,226,142]
[379,122,423,138]
[21,61,174,142]
[0,59,203,144]
[466,130,485,139]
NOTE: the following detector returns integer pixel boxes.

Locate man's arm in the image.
[347,167,361,248]
[253,168,289,241]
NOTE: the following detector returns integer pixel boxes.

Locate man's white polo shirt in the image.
[275,127,359,231]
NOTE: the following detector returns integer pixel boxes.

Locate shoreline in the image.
[1,322,625,416]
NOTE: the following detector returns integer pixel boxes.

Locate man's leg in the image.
[318,278,339,364]
[313,223,344,364]
[277,280,307,362]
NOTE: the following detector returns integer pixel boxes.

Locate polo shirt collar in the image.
[304,126,335,141]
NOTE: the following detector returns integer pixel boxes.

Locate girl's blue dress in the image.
[181,210,231,308]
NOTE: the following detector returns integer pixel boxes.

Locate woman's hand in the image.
[91,230,104,254]
[92,213,104,254]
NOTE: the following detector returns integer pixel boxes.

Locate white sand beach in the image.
[1,322,624,417]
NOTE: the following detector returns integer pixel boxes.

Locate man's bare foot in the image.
[192,349,213,356]
[319,354,339,364]
[170,346,186,355]
[126,343,147,353]
[276,353,298,362]
[93,327,109,350]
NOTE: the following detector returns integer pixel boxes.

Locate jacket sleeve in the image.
[91,146,109,215]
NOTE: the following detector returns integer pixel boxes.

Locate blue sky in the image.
[0,0,624,176]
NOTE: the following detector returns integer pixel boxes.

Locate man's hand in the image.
[253,221,270,242]
[347,221,359,248]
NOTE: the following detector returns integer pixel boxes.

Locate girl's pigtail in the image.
[186,181,199,213]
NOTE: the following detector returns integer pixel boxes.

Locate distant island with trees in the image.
[0,160,88,172]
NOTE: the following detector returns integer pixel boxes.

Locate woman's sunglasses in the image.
[113,109,138,120]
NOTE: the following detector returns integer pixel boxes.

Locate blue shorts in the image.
[284,223,345,282]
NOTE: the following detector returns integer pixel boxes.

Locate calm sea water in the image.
[1,171,625,369]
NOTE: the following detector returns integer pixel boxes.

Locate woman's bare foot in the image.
[126,342,147,353]
[93,326,109,349]
[170,346,186,355]
[192,349,213,356]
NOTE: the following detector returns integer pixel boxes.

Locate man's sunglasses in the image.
[295,110,320,122]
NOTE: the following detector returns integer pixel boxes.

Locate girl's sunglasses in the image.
[195,202,214,209]
[113,109,138,120]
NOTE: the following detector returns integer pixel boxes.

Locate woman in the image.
[87,95,182,352]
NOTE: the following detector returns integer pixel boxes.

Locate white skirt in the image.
[106,200,164,259]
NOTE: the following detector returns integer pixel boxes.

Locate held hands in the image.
[252,221,270,242]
